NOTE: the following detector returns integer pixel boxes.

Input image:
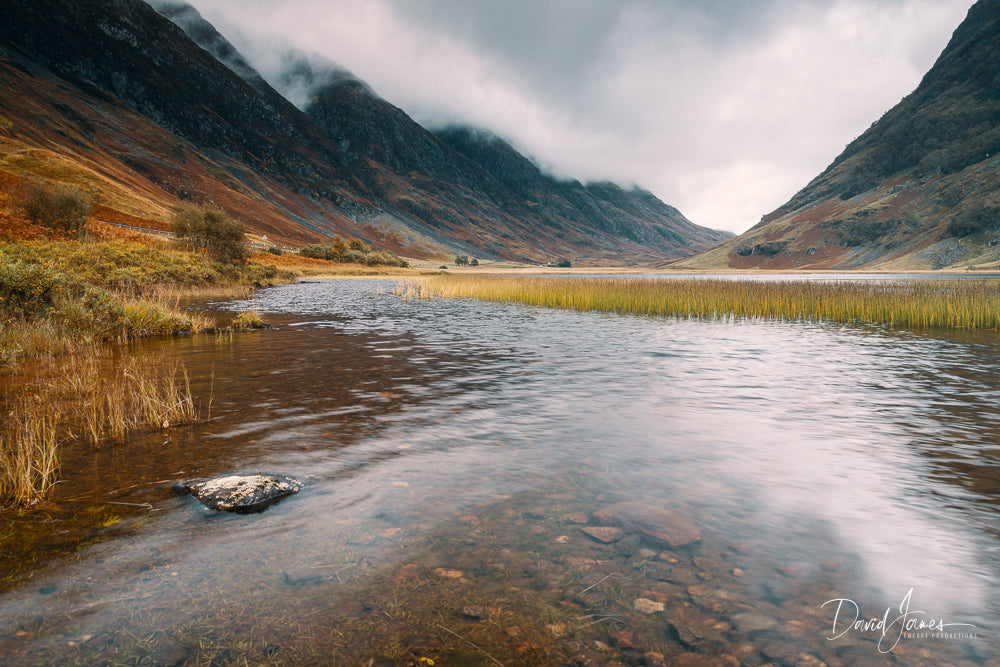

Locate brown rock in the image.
[433,568,464,579]
[672,653,739,667]
[644,651,668,667]
[593,502,700,547]
[390,563,420,583]
[579,526,625,543]
[634,597,665,614]
[795,653,828,667]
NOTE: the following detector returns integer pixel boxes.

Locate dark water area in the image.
[1,278,998,665]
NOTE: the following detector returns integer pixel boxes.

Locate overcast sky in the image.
[185,0,973,234]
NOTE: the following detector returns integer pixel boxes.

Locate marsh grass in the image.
[231,308,264,330]
[404,275,1000,330]
[0,352,199,507]
[59,355,197,445]
[0,395,60,507]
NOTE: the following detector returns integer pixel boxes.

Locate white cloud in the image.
[187,0,973,233]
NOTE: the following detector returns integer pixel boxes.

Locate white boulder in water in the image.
[174,473,302,513]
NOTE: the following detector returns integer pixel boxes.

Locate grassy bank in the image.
[0,236,288,506]
[402,274,1000,330]
[0,238,288,367]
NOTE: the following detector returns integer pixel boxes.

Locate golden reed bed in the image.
[400,275,1000,330]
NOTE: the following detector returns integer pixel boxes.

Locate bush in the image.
[299,244,329,260]
[341,248,365,264]
[946,207,1000,237]
[266,246,282,256]
[170,203,246,264]
[0,258,64,319]
[455,255,469,266]
[14,180,91,238]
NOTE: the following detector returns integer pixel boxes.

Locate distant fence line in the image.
[96,219,298,251]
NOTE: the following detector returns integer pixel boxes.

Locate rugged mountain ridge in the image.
[0,0,729,263]
[303,70,728,260]
[677,0,1000,271]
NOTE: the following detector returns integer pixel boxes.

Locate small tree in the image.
[469,257,479,266]
[170,203,246,263]
[331,235,348,256]
[455,255,469,266]
[15,179,91,238]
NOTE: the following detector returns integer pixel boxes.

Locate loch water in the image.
[0,278,997,665]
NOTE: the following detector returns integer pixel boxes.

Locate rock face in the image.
[175,473,302,513]
[593,502,701,547]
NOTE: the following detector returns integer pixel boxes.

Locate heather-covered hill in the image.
[0,0,727,264]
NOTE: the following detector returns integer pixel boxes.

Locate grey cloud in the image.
[182,0,973,233]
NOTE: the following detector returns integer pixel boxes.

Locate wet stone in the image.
[458,605,487,620]
[673,652,739,667]
[580,526,624,543]
[138,638,188,667]
[174,473,302,513]
[282,566,339,586]
[761,640,799,664]
[593,502,701,547]
[633,597,665,614]
[731,612,781,634]
[666,622,703,648]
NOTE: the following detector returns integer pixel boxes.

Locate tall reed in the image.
[59,355,198,445]
[1,353,200,507]
[0,395,60,507]
[403,275,1000,330]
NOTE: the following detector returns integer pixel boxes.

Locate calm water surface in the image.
[1,278,997,665]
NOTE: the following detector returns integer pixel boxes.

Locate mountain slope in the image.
[0,0,726,263]
[301,66,730,262]
[677,0,1000,271]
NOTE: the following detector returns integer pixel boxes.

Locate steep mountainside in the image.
[677,0,1000,271]
[304,72,730,261]
[0,0,727,264]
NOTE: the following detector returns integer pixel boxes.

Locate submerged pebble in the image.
[593,502,701,547]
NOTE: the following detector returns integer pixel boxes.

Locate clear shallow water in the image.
[1,278,998,665]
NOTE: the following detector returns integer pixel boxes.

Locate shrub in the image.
[946,207,1000,237]
[170,203,246,264]
[469,257,479,266]
[331,236,348,255]
[455,255,469,266]
[266,246,282,256]
[341,248,365,263]
[0,259,64,319]
[299,244,329,260]
[14,180,91,238]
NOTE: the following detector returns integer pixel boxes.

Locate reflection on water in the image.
[1,278,997,665]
